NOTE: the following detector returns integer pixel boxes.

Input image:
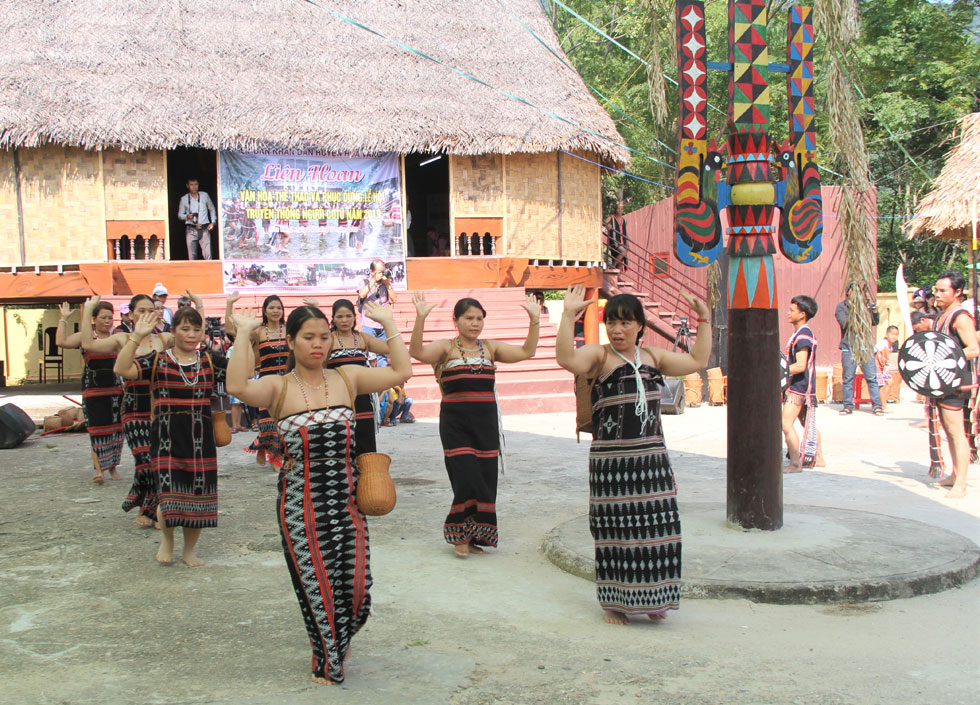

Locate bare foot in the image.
[256,450,267,467]
[647,612,668,624]
[311,675,335,686]
[453,544,470,559]
[604,610,630,625]
[156,535,174,565]
[945,485,967,499]
[135,515,154,528]
[783,463,802,474]
[182,552,205,568]
[937,474,956,488]
[92,471,104,485]
[816,457,827,468]
[468,543,485,555]
[108,468,122,480]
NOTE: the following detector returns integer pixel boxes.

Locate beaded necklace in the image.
[265,322,285,341]
[334,329,360,352]
[454,337,486,372]
[166,349,201,386]
[292,369,329,412]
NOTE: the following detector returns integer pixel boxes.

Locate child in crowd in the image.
[875,325,900,406]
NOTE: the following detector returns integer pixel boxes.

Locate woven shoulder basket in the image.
[355,452,396,516]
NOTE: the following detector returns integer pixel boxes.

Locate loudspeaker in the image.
[0,403,36,449]
[660,379,686,415]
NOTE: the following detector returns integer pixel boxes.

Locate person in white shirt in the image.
[178,179,217,260]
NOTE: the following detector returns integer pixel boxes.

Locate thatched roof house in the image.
[908,112,980,240]
[0,0,627,163]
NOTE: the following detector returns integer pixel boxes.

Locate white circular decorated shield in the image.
[898,331,969,398]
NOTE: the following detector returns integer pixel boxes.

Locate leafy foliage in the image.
[545,0,980,291]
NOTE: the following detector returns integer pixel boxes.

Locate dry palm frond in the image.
[646,0,669,128]
[816,0,876,362]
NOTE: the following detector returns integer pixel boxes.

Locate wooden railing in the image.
[609,234,708,328]
[106,220,167,261]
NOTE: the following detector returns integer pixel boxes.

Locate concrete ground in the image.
[1,390,978,705]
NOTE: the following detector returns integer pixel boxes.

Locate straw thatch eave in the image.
[908,112,980,240]
[0,0,629,166]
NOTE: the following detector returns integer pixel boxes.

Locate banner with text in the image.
[218,151,405,291]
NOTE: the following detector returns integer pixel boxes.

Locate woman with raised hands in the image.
[226,301,411,686]
[324,298,390,457]
[225,292,289,467]
[80,294,175,526]
[409,291,540,559]
[555,284,711,626]
[56,297,125,484]
[114,306,228,567]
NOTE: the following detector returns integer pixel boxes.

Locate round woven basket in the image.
[355,452,396,516]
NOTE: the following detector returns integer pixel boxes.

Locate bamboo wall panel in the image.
[559,152,601,260]
[0,151,21,265]
[505,152,560,258]
[450,154,504,216]
[103,149,167,220]
[18,145,105,263]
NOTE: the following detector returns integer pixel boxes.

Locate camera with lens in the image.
[187,212,198,224]
[383,268,393,280]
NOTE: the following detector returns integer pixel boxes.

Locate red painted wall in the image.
[624,186,877,367]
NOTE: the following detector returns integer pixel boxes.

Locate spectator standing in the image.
[836,282,883,416]
[178,178,217,260]
[152,283,174,328]
[357,260,397,368]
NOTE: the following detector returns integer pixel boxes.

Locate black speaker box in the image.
[660,379,686,415]
[0,403,36,449]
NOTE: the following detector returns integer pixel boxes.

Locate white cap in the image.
[152,282,168,297]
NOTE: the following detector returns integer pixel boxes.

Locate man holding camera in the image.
[358,259,397,367]
[178,178,217,260]
[836,281,882,415]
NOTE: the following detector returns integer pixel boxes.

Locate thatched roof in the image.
[908,112,980,239]
[0,0,628,164]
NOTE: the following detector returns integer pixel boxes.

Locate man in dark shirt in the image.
[835,282,882,415]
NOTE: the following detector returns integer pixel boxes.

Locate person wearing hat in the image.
[152,283,173,328]
[114,303,133,334]
[911,287,938,317]
[178,178,217,260]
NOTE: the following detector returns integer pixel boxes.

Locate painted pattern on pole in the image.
[674,0,722,267]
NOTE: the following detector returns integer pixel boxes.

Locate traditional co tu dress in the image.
[439,350,500,548]
[277,401,371,684]
[246,331,289,467]
[120,368,156,520]
[136,351,227,528]
[325,333,377,456]
[81,349,124,474]
[589,358,681,616]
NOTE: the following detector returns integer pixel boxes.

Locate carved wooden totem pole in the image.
[674,0,823,529]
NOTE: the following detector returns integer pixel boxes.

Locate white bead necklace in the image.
[166,350,201,386]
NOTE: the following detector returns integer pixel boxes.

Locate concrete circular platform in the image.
[542,502,980,604]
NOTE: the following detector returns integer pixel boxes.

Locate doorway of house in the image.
[403,153,450,257]
[166,147,218,261]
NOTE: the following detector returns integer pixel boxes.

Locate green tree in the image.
[546,0,980,290]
